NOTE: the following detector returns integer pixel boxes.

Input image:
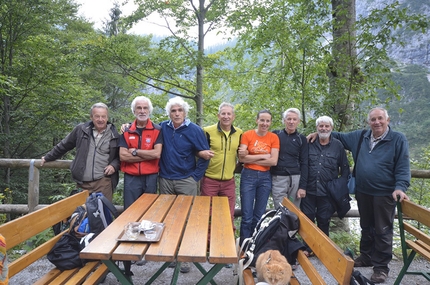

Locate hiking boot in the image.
[370,270,388,283]
[353,255,372,267]
[180,262,191,273]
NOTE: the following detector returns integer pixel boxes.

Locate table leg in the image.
[101,260,134,285]
[170,262,181,285]
[144,262,171,285]
[195,263,225,285]
[193,262,217,285]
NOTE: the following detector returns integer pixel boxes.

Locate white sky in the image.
[75,0,225,46]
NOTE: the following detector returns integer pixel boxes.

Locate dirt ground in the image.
[9,254,430,284]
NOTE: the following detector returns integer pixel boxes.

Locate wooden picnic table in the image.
[80,193,238,285]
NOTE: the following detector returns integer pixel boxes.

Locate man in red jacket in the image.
[119,96,163,209]
[119,96,163,271]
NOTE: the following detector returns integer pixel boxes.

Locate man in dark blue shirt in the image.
[301,115,349,236]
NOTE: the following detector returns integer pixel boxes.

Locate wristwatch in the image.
[132,149,138,156]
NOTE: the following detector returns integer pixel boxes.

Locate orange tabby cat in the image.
[256,249,292,285]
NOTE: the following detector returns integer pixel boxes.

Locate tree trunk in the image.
[195,0,206,126]
[330,0,357,131]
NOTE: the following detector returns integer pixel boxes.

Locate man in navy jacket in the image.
[329,107,410,284]
[159,96,210,196]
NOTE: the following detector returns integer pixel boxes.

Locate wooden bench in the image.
[395,199,430,284]
[242,197,354,285]
[0,190,109,284]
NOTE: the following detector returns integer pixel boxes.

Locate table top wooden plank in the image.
[145,195,194,262]
[208,196,238,264]
[111,194,176,261]
[80,193,158,260]
[177,196,210,263]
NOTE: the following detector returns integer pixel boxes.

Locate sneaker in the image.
[370,271,388,283]
[136,259,147,266]
[180,262,191,273]
[353,255,372,267]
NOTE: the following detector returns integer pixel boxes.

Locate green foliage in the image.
[408,146,430,205]
[383,65,430,159]
[224,0,428,134]
[7,228,54,262]
[330,227,361,257]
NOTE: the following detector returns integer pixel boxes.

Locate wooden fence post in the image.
[28,159,40,213]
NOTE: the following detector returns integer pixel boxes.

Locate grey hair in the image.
[165,96,190,116]
[316,115,333,127]
[218,102,235,114]
[282,108,301,121]
[90,102,108,116]
[131,96,153,115]
[367,107,389,122]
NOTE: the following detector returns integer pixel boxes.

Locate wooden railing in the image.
[1,158,430,215]
[0,159,71,214]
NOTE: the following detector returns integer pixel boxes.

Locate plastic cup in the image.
[144,230,157,240]
[124,222,140,240]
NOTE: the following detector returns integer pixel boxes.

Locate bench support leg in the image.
[101,260,133,285]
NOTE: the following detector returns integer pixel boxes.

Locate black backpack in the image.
[47,233,85,270]
[48,192,118,270]
[69,192,118,238]
[236,205,305,284]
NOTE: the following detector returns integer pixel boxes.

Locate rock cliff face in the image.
[357,0,430,68]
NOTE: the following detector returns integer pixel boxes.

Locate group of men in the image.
[41,96,410,283]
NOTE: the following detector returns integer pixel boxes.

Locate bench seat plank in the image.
[282,197,354,285]
[112,194,176,261]
[145,195,194,262]
[33,268,62,285]
[209,196,238,264]
[406,240,430,261]
[177,196,211,263]
[49,267,80,284]
[403,222,430,246]
[243,268,256,285]
[81,263,109,285]
[62,261,100,285]
[296,249,325,285]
